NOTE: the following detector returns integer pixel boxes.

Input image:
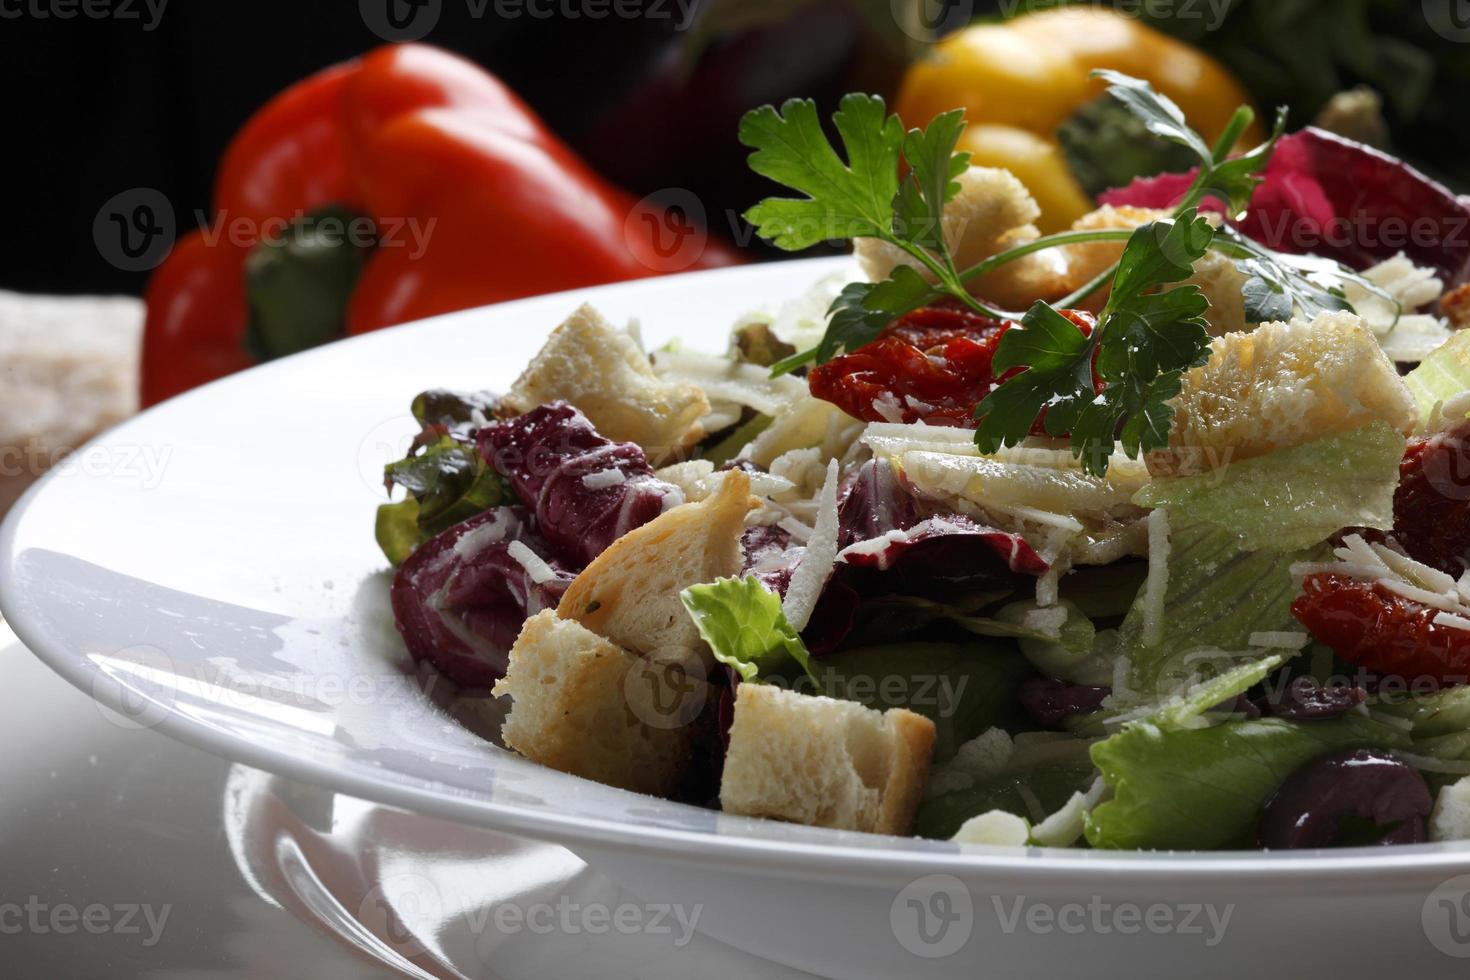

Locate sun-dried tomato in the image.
[1392,421,1470,576]
[807,304,1098,428]
[1291,572,1470,685]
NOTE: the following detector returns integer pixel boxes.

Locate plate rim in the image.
[6,256,1470,891]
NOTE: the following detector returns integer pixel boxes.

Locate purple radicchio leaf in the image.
[390,506,574,688]
[477,401,685,568]
[804,515,1049,656]
[1101,128,1470,288]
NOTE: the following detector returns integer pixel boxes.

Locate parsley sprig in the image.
[738,71,1398,475]
[740,95,991,374]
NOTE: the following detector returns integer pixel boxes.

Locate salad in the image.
[375,72,1470,851]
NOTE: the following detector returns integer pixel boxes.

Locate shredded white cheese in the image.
[951,810,1030,847]
[1434,611,1470,632]
[776,516,813,544]
[1141,508,1170,648]
[580,468,627,490]
[1248,631,1312,650]
[506,539,557,585]
[782,459,841,632]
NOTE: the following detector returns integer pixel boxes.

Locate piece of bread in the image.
[1,291,142,517]
[502,303,709,458]
[854,166,1067,309]
[1054,204,1166,309]
[720,683,937,835]
[492,610,706,797]
[559,469,757,659]
[1148,310,1419,476]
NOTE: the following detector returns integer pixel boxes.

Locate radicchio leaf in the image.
[804,516,1049,655]
[390,506,573,687]
[477,401,684,568]
[1102,128,1470,288]
[836,457,925,548]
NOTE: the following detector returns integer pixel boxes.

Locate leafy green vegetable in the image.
[1133,422,1406,553]
[374,498,422,567]
[1085,714,1410,850]
[1057,94,1201,199]
[993,600,1117,688]
[410,389,498,438]
[974,210,1215,474]
[680,577,822,690]
[385,434,512,539]
[821,641,1033,762]
[1089,69,1214,171]
[915,736,1097,840]
[701,413,773,467]
[1118,517,1323,699]
[1405,329,1470,424]
[1213,226,1397,327]
[1058,561,1149,619]
[740,93,907,249]
[738,92,1008,377]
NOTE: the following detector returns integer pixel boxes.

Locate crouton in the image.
[720,683,937,835]
[854,166,1068,309]
[558,469,758,660]
[1148,310,1419,475]
[492,610,707,796]
[502,303,709,457]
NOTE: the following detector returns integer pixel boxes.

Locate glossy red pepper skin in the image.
[1293,573,1470,685]
[212,63,356,234]
[808,305,1098,429]
[140,233,252,405]
[142,44,741,406]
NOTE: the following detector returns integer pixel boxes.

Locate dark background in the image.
[2,0,1466,296]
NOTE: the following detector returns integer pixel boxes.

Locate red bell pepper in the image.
[141,44,741,406]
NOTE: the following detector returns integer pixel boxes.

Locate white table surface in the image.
[0,620,814,979]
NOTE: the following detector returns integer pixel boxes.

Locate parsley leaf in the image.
[893,108,970,253]
[975,210,1216,476]
[740,93,905,250]
[742,95,1000,373]
[1091,70,1213,167]
[1217,226,1397,325]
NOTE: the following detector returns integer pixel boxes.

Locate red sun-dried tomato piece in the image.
[1291,572,1470,685]
[808,303,1099,429]
[1393,421,1470,576]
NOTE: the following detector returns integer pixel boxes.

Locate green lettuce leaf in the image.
[385,434,513,538]
[1118,516,1322,698]
[680,577,821,690]
[1405,329,1470,424]
[820,641,1033,762]
[1132,422,1405,553]
[1085,714,1411,850]
[915,736,1098,840]
[375,498,422,566]
[994,599,1117,687]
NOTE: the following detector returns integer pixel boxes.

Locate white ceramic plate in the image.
[7,257,1470,978]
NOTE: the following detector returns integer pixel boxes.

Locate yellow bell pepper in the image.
[897,7,1262,232]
